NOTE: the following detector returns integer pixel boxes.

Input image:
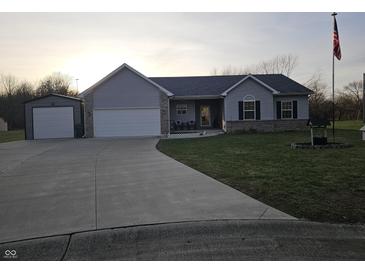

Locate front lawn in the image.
[158,129,365,224]
[0,130,24,143]
[334,120,364,130]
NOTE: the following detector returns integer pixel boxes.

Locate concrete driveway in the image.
[0,138,293,243]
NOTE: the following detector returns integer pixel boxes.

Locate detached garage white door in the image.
[33,107,74,139]
[93,108,161,137]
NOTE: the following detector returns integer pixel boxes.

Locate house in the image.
[0,117,8,131]
[24,63,313,139]
[80,63,312,138]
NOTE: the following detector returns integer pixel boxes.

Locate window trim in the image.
[281,100,293,120]
[243,96,256,120]
[176,104,188,115]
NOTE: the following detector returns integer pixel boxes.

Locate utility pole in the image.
[76,78,79,93]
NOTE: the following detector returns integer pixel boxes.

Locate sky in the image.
[0,12,364,93]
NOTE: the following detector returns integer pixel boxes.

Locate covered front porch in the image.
[169,98,224,133]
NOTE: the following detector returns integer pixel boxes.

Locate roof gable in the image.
[221,75,280,96]
[79,63,173,97]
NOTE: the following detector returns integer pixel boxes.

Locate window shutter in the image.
[293,100,298,119]
[255,100,261,120]
[238,101,243,120]
[276,101,281,119]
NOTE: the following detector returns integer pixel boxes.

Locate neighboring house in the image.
[0,117,8,131]
[80,63,312,138]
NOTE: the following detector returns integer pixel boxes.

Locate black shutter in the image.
[255,100,261,120]
[293,100,298,119]
[276,101,281,119]
[238,101,243,120]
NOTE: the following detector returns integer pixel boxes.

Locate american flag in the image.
[333,17,342,60]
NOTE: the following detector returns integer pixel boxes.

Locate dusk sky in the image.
[0,13,364,93]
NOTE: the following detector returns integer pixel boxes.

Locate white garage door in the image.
[93,108,161,137]
[33,107,74,139]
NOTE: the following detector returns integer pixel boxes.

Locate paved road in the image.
[0,138,293,243]
[0,220,364,260]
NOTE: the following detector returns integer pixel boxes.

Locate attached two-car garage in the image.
[93,108,161,137]
[82,63,169,138]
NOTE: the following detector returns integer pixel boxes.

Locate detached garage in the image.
[24,94,84,140]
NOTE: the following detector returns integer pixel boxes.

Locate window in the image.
[176,104,188,115]
[281,101,293,119]
[243,96,255,120]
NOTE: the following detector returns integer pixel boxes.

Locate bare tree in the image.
[255,54,298,76]
[305,73,332,120]
[211,54,298,77]
[0,74,18,95]
[36,72,77,97]
[0,78,34,129]
[342,80,363,120]
[211,65,249,76]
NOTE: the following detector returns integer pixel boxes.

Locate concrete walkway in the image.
[0,138,293,243]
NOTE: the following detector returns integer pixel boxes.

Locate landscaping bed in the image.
[157,129,365,224]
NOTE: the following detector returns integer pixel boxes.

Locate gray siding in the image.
[273,95,309,120]
[224,78,274,121]
[24,96,82,140]
[170,100,196,123]
[93,68,160,109]
[84,67,167,137]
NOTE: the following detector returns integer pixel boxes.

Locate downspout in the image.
[81,99,86,138]
[167,96,171,136]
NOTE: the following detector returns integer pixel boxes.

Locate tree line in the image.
[0,73,77,130]
[306,74,363,122]
[212,54,364,122]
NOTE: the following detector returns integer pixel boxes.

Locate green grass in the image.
[158,129,365,224]
[0,130,24,143]
[334,120,364,130]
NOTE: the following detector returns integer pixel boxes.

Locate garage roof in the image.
[150,74,313,97]
[24,93,82,104]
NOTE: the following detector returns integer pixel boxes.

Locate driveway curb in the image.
[1,220,364,260]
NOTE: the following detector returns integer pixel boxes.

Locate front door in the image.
[200,105,211,127]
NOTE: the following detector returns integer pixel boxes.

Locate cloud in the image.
[0,12,363,90]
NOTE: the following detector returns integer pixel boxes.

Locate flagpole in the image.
[363,73,365,123]
[331,12,337,143]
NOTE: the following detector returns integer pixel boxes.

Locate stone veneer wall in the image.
[160,92,169,136]
[226,119,308,133]
[83,93,94,138]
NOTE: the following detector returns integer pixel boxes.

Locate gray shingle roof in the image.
[150,74,312,97]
